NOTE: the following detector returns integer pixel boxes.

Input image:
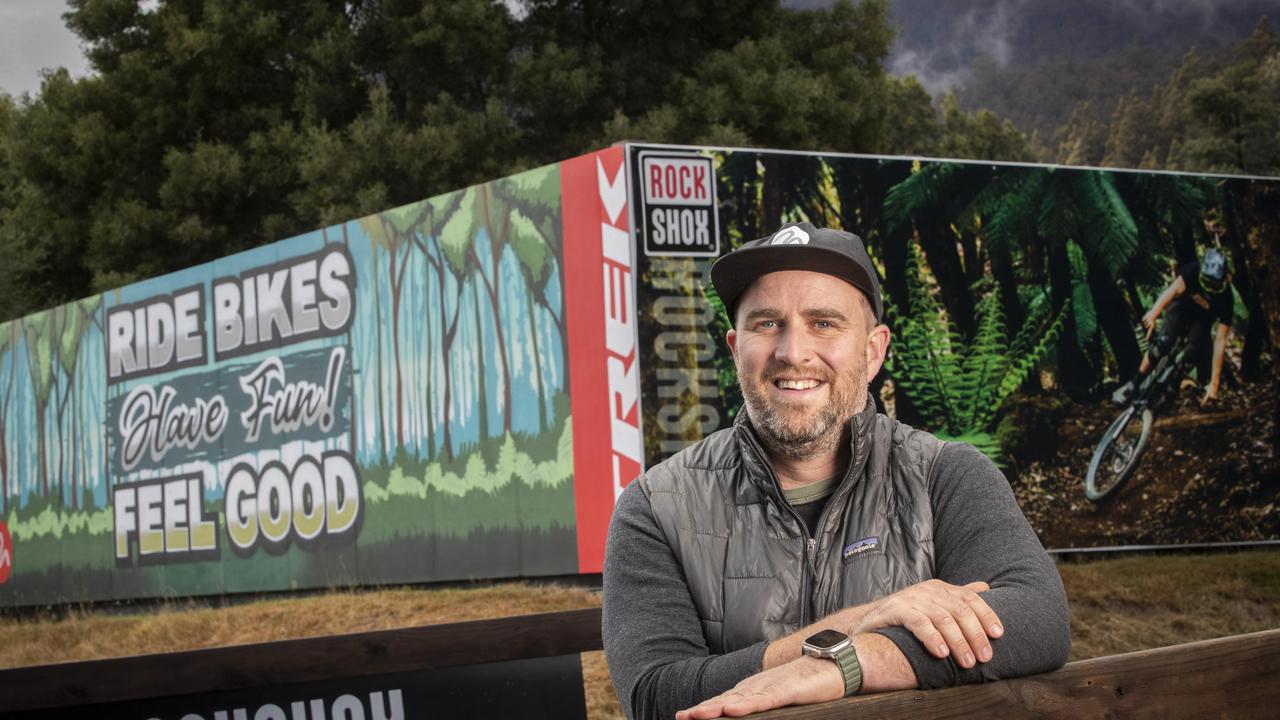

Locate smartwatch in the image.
[802,629,862,696]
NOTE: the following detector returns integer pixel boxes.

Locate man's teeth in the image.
[776,379,819,390]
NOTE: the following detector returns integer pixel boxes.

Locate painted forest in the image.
[0,162,578,605]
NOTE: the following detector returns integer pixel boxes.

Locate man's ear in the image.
[726,328,738,358]
[865,323,891,381]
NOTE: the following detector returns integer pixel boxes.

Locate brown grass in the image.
[2,551,1277,720]
[0,583,601,669]
[1060,551,1280,660]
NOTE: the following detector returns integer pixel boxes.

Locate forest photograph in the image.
[652,146,1279,550]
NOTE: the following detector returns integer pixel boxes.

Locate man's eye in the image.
[758,320,778,329]
[815,320,833,329]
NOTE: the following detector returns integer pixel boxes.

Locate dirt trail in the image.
[1010,378,1277,549]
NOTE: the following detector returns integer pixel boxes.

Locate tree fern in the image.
[886,241,1068,465]
[702,280,742,419]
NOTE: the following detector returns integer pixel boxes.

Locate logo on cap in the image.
[771,226,810,245]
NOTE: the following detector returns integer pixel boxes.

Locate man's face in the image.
[726,271,889,460]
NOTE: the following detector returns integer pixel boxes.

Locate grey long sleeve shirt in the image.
[601,442,1070,720]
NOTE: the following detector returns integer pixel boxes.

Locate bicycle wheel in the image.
[1085,405,1155,502]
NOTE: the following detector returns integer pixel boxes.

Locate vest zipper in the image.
[803,536,817,625]
[736,424,831,628]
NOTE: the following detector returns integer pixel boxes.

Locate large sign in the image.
[1,144,1275,606]
[0,160,592,606]
[627,143,1279,552]
[562,147,643,573]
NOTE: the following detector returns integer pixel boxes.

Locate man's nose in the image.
[774,326,814,365]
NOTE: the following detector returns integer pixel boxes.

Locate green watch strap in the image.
[834,642,862,696]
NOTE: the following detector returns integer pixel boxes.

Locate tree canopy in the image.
[0,0,1035,321]
[1029,18,1280,175]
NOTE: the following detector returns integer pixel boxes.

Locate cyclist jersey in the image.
[1175,261,1233,327]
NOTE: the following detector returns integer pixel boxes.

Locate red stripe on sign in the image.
[562,147,642,574]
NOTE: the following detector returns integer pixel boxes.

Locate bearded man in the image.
[602,223,1070,720]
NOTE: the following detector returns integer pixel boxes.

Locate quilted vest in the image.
[640,396,944,654]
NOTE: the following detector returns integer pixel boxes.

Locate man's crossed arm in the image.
[677,579,1003,719]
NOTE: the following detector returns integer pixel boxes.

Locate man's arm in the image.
[1143,276,1186,339]
[873,442,1070,688]
[602,481,768,720]
[680,443,1069,716]
[1202,322,1230,405]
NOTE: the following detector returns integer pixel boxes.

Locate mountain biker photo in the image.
[1113,240,1235,408]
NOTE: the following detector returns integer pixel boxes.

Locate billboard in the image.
[626,144,1279,552]
[0,149,638,606]
[1,142,1275,606]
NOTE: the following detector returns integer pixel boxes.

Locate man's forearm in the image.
[852,633,918,691]
[762,604,874,670]
[760,604,918,694]
[1210,327,1229,390]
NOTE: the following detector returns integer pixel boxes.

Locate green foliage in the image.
[701,279,742,419]
[1037,18,1280,174]
[0,0,1060,321]
[1067,241,1098,350]
[885,243,1067,464]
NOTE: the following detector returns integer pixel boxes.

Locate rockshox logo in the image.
[638,152,720,257]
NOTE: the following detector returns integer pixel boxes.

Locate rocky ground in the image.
[1007,374,1278,549]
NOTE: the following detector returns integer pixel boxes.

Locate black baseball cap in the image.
[710,222,883,323]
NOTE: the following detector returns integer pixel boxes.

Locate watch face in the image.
[805,629,849,650]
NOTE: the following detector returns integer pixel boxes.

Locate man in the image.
[1113,247,1234,407]
[602,222,1070,720]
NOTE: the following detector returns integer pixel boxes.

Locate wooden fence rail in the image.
[759,627,1280,719]
[0,607,602,714]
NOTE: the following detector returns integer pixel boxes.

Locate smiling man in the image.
[602,222,1070,720]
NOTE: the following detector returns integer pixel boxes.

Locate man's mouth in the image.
[774,378,822,390]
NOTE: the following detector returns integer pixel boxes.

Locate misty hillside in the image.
[884,0,1274,95]
[789,0,1273,140]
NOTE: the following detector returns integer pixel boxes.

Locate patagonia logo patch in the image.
[842,536,879,559]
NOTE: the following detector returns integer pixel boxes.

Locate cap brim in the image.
[711,244,880,321]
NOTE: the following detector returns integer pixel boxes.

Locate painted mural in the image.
[0,162,579,606]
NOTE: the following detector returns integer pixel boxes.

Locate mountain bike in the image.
[1085,335,1189,502]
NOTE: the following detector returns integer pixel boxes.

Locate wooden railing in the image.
[2,606,1276,719]
[0,607,602,715]
[758,627,1280,719]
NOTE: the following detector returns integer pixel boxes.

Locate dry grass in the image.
[0,583,601,669]
[1059,551,1280,660]
[1,551,1277,720]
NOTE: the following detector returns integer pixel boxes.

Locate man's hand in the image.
[675,655,843,720]
[851,579,1003,669]
[1141,310,1158,340]
[1200,384,1219,407]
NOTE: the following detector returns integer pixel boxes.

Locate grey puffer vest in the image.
[639,395,944,654]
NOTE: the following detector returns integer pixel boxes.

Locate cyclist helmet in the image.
[1199,248,1228,294]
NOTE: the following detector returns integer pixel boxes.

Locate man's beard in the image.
[739,357,868,462]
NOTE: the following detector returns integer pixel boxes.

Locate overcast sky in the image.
[0,0,90,98]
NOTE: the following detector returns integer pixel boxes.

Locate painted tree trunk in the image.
[525,286,546,433]
[472,283,490,440]
[372,244,388,464]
